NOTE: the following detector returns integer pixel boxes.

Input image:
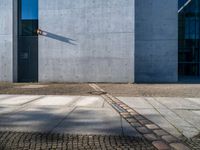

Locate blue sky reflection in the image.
[22,0,38,20]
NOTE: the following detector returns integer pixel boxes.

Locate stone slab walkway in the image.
[1,90,199,149]
[0,95,139,136]
[0,94,157,150]
[89,84,192,150]
[118,97,200,138]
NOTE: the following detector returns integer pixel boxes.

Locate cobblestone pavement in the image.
[182,134,200,150]
[89,84,191,150]
[0,132,155,150]
[0,94,156,149]
[1,83,200,149]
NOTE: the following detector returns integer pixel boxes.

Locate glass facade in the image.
[178,0,200,77]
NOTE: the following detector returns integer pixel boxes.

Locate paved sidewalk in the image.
[0,94,155,149]
[90,84,194,149]
[0,92,199,149]
[118,97,200,139]
[0,95,138,136]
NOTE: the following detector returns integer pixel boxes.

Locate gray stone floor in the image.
[0,94,159,150]
[0,95,140,137]
[119,97,200,139]
[1,94,200,149]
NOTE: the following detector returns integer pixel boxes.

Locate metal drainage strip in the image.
[111,103,126,113]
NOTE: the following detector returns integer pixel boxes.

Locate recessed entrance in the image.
[18,0,38,82]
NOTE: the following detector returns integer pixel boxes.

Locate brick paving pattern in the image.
[0,83,199,149]
[89,84,191,150]
[0,131,156,150]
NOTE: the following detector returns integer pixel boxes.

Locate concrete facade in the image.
[135,0,178,82]
[0,0,178,83]
[0,0,13,82]
[39,0,135,82]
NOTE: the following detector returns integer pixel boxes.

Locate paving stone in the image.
[134,115,145,120]
[130,112,138,117]
[162,135,178,143]
[130,122,141,127]
[120,112,130,115]
[155,97,200,110]
[181,134,200,150]
[144,134,158,141]
[119,104,126,107]
[136,127,151,134]
[156,107,198,138]
[126,109,134,113]
[174,110,200,131]
[152,141,170,150]
[0,132,156,150]
[75,96,105,108]
[138,119,152,125]
[119,96,200,139]
[32,96,79,106]
[170,143,190,150]
[146,124,159,130]
[121,113,132,118]
[182,126,200,138]
[118,97,153,109]
[145,98,166,109]
[126,118,137,123]
[153,130,169,136]
[132,108,182,137]
[0,95,41,106]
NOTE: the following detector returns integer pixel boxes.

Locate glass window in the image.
[179,0,188,9]
[19,0,38,36]
[21,0,38,20]
[178,0,200,77]
[21,20,38,36]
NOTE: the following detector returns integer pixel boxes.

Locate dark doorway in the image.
[18,0,38,82]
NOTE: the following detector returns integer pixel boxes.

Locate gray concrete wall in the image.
[0,0,13,82]
[39,0,135,83]
[135,0,178,83]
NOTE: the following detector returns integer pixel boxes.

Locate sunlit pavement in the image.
[0,91,199,149]
[0,94,157,150]
[0,95,139,136]
[119,97,200,139]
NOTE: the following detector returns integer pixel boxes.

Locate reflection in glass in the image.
[19,0,38,36]
[18,0,39,82]
[178,0,200,77]
[21,0,38,20]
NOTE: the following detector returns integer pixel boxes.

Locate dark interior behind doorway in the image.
[18,0,38,82]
